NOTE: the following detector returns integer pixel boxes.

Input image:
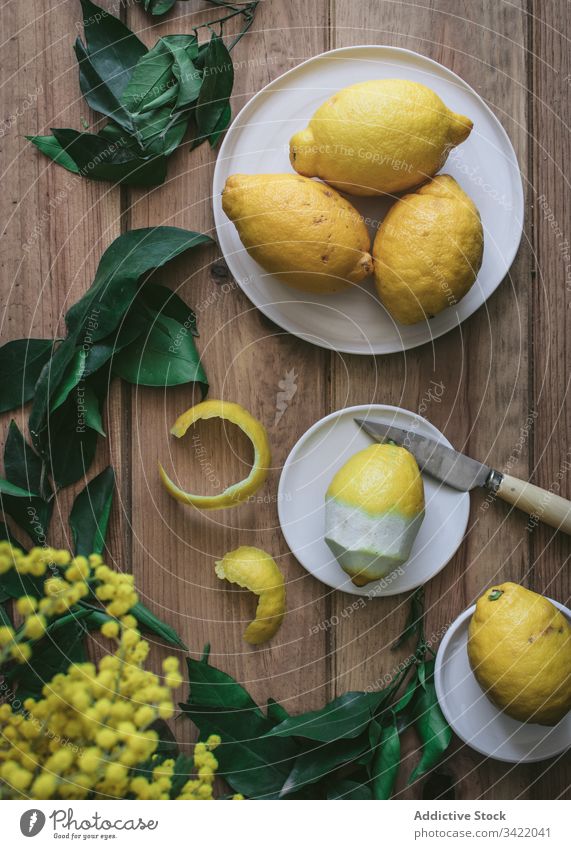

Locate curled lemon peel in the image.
[215,546,286,645]
[159,400,271,510]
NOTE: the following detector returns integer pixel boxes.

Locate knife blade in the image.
[354,418,501,492]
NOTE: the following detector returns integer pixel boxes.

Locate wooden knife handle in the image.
[496,473,571,535]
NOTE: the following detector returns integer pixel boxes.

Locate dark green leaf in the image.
[4,421,49,498]
[169,753,195,798]
[49,349,87,413]
[44,391,99,489]
[78,0,147,99]
[326,779,372,800]
[5,618,88,703]
[0,479,36,498]
[65,227,213,343]
[208,101,231,148]
[74,38,135,131]
[195,34,234,142]
[120,40,176,115]
[179,704,298,799]
[186,654,263,713]
[280,736,367,797]
[393,587,424,649]
[267,697,290,726]
[0,522,45,600]
[81,384,106,436]
[112,311,207,390]
[371,717,401,799]
[131,601,187,650]
[0,339,55,414]
[144,0,177,15]
[0,602,13,628]
[266,690,386,742]
[82,322,143,377]
[408,661,452,784]
[70,466,115,556]
[26,135,81,174]
[50,128,168,186]
[163,36,202,108]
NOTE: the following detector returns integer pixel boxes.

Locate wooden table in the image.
[1,0,569,799]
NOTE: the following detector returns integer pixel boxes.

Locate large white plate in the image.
[435,602,571,763]
[213,45,524,355]
[277,404,470,596]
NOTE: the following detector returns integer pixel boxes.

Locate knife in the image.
[354,419,571,535]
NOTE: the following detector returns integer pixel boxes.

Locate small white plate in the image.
[277,404,470,596]
[435,601,571,763]
[213,45,524,355]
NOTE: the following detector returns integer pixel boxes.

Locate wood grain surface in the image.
[1,0,569,800]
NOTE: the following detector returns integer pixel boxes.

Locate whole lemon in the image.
[468,583,571,726]
[373,175,484,324]
[222,173,373,294]
[290,79,472,196]
[325,444,425,586]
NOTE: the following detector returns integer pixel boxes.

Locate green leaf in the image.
[267,697,290,725]
[70,466,115,556]
[195,34,234,143]
[144,0,177,15]
[280,736,368,797]
[393,587,424,649]
[130,601,187,650]
[0,602,13,628]
[65,227,213,343]
[4,421,49,498]
[0,479,37,498]
[266,690,386,743]
[208,101,232,148]
[186,654,263,713]
[50,128,168,186]
[81,384,106,436]
[26,136,81,174]
[5,618,89,702]
[326,779,372,800]
[44,390,100,489]
[78,0,147,99]
[408,661,452,784]
[120,40,176,116]
[74,38,135,131]
[163,36,202,108]
[112,311,207,390]
[0,339,55,414]
[370,717,401,799]
[0,522,45,600]
[49,349,87,413]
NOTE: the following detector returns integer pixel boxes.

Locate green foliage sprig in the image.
[180,589,452,799]
[27,0,251,185]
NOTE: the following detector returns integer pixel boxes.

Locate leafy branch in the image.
[27,0,254,185]
[179,589,452,799]
[142,0,260,50]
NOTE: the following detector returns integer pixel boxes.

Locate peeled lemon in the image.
[373,175,484,325]
[325,444,425,586]
[468,583,571,726]
[290,79,472,196]
[215,546,286,645]
[222,173,373,293]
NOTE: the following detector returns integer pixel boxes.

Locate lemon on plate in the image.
[222,173,373,293]
[373,175,484,325]
[324,443,425,586]
[290,79,472,196]
[468,582,571,726]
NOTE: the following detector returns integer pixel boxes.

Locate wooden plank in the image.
[529,0,571,801]
[329,0,536,799]
[123,0,332,751]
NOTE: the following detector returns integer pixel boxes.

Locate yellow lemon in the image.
[373,175,484,325]
[215,546,286,645]
[468,583,571,726]
[222,173,373,293]
[159,400,271,510]
[290,79,472,196]
[325,444,425,586]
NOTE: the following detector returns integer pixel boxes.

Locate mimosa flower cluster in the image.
[0,543,229,800]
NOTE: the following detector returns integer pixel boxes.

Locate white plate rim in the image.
[277,403,470,596]
[213,44,525,355]
[434,600,571,763]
